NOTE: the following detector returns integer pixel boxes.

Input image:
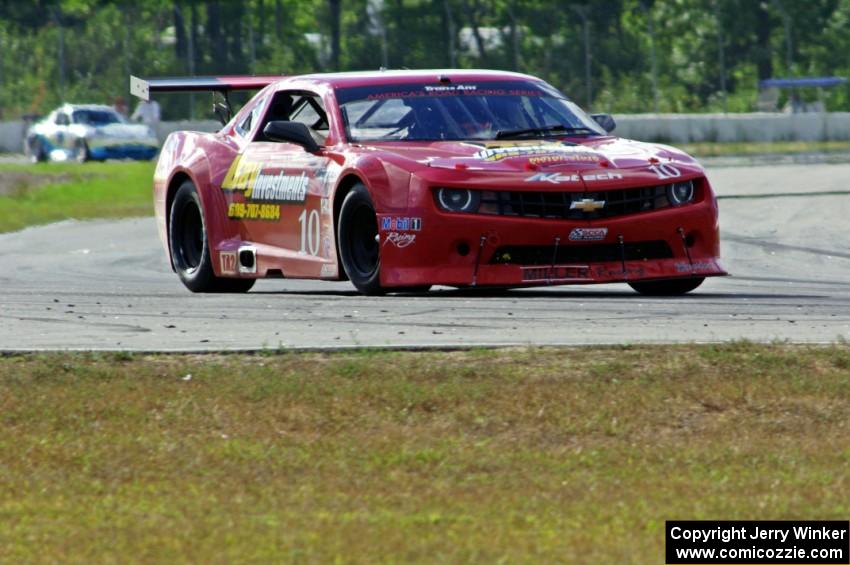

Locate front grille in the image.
[489,240,674,265]
[476,184,672,220]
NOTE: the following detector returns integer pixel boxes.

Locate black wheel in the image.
[628,277,705,296]
[27,138,47,163]
[338,183,383,295]
[169,180,255,293]
[74,139,90,163]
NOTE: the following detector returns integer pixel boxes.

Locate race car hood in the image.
[360,136,700,176]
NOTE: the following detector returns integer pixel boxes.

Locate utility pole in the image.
[714,0,727,113]
[444,0,456,68]
[0,28,4,118]
[189,4,197,119]
[52,7,66,104]
[123,5,131,108]
[248,19,256,73]
[329,0,341,71]
[641,1,660,113]
[367,0,388,69]
[570,4,592,109]
[176,4,196,119]
[772,0,793,74]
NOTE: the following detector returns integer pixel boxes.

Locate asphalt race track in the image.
[1,161,849,351]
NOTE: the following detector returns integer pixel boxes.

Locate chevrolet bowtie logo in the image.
[570,198,606,212]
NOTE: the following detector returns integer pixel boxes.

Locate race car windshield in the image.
[72,110,124,126]
[336,80,604,142]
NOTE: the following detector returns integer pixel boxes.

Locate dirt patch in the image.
[0,170,75,197]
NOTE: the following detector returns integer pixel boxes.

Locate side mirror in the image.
[262,121,321,152]
[591,113,616,133]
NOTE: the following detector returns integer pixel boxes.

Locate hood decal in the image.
[464,140,603,163]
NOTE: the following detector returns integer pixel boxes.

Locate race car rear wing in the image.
[130,75,282,124]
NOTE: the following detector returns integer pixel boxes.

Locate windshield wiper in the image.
[495,124,594,139]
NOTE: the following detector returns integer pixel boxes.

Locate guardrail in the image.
[613,112,850,143]
[3,113,850,153]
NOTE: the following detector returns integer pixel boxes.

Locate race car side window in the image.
[235,96,268,139]
[55,113,70,126]
[255,90,328,144]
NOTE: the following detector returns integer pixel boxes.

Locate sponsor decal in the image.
[522,265,590,282]
[221,155,309,204]
[583,172,623,181]
[526,172,580,184]
[365,86,543,101]
[320,263,338,277]
[423,84,478,93]
[528,153,602,165]
[469,141,599,162]
[594,265,647,278]
[380,216,422,232]
[569,227,608,241]
[227,202,281,221]
[250,171,309,203]
[383,232,417,248]
[675,261,715,272]
[570,199,606,213]
[526,171,623,184]
[219,251,237,275]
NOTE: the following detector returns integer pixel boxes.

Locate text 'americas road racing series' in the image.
[131,69,726,296]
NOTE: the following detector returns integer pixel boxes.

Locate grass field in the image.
[0,161,154,233]
[1,343,848,563]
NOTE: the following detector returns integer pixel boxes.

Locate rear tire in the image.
[338,183,383,295]
[628,277,705,296]
[169,180,255,293]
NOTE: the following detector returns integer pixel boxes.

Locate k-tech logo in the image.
[526,172,624,184]
[526,172,580,184]
[583,172,623,181]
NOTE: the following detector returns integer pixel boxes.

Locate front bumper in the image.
[89,140,158,160]
[377,195,726,288]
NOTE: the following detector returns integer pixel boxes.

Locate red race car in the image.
[130,70,725,295]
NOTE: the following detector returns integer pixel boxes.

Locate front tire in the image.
[629,277,705,296]
[27,138,47,163]
[338,184,383,295]
[75,139,90,163]
[169,180,255,293]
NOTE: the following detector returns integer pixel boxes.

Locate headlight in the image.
[667,180,695,206]
[435,188,480,213]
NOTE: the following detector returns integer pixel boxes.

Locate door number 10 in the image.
[298,209,321,256]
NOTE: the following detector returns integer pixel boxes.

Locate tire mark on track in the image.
[723,233,850,260]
